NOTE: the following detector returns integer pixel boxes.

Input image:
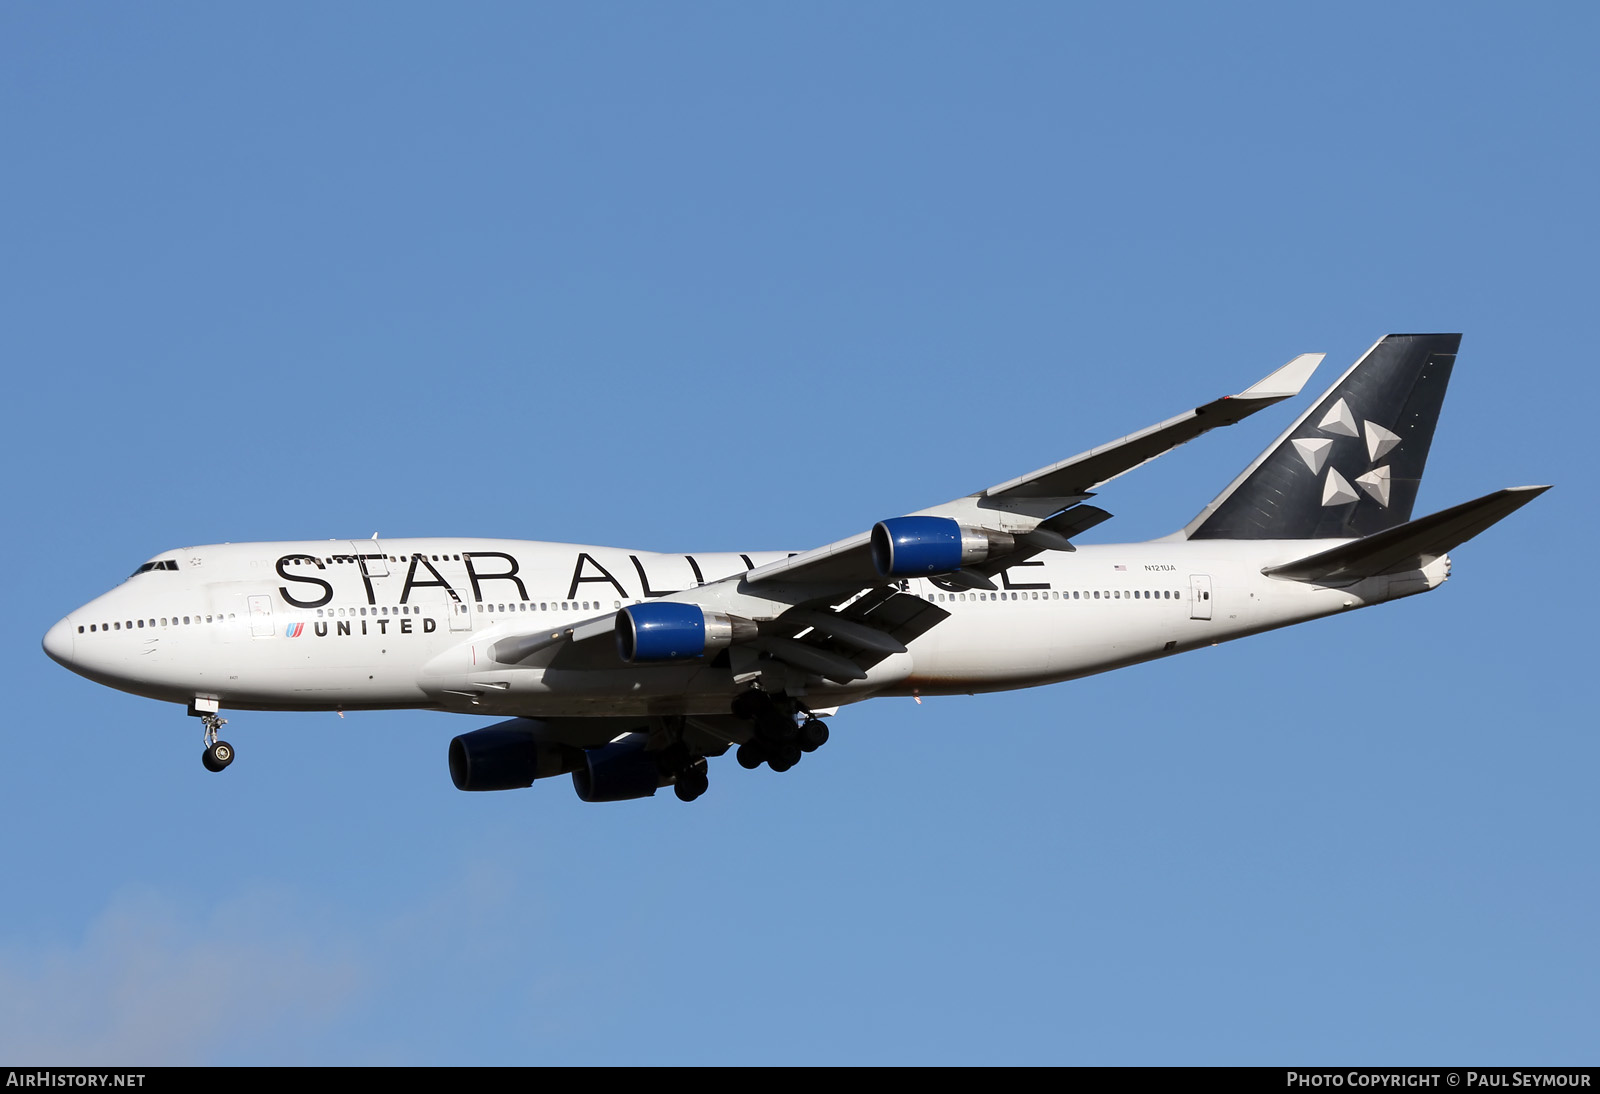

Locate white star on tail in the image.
[1317,398,1360,437]
[1322,467,1359,506]
[1364,420,1401,461]
[1292,437,1333,474]
[1355,465,1391,507]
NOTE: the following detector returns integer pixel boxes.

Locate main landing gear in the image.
[198,712,235,773]
[731,689,829,774]
[653,736,710,803]
[653,690,831,803]
[673,757,710,803]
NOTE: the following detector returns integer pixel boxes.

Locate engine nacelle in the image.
[870,516,1014,577]
[571,732,666,803]
[616,602,758,663]
[448,721,581,792]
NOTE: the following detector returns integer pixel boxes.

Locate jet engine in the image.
[616,602,758,663]
[571,732,666,802]
[870,516,1014,577]
[448,721,581,791]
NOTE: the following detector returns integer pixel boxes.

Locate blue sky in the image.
[1,3,1594,1064]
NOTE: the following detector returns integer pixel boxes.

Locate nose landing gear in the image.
[198,712,235,773]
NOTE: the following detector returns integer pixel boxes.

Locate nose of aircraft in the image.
[42,617,75,667]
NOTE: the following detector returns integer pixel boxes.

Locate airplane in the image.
[41,333,1547,803]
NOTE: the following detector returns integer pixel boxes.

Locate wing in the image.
[740,352,1323,589]
[482,351,1323,684]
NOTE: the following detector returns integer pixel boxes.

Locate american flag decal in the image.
[1114,564,1126,571]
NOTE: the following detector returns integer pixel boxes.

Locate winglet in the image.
[1237,353,1323,400]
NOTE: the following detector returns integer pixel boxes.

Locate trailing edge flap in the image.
[762,590,950,678]
[972,505,1114,573]
[742,354,1321,589]
[491,612,617,665]
[1262,486,1549,584]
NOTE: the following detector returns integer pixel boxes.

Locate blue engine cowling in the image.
[448,720,580,792]
[870,516,1014,577]
[571,732,663,802]
[616,602,757,663]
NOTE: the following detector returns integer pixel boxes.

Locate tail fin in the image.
[1184,333,1459,540]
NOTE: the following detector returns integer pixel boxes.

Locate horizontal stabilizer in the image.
[1263,486,1549,583]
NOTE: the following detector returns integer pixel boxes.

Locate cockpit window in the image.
[131,560,179,577]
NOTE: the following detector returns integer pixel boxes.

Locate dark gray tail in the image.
[1185,333,1459,540]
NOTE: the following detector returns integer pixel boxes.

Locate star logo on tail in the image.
[1296,398,1400,508]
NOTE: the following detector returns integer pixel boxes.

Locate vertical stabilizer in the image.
[1184,333,1459,540]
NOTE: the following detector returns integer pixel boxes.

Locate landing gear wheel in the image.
[197,711,231,772]
[768,742,802,771]
[203,740,234,772]
[798,719,830,753]
[736,742,767,770]
[760,712,799,742]
[673,763,709,802]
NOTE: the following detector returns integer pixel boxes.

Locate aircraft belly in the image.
[905,606,1054,687]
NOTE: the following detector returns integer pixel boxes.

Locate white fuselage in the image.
[43,536,1448,720]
